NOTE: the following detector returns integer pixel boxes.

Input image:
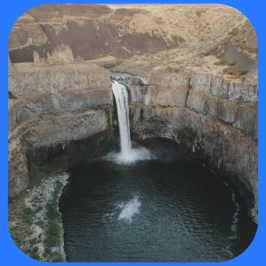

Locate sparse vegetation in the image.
[44,180,64,258]
[235,39,258,56]
[9,174,68,262]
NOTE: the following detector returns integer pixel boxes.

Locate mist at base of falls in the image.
[104,146,153,164]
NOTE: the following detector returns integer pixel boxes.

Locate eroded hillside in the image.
[9,4,257,83]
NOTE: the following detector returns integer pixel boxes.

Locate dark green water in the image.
[59,150,256,262]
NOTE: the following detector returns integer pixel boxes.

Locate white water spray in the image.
[110,80,152,164]
[102,197,141,223]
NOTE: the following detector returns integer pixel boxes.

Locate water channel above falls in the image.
[58,79,256,262]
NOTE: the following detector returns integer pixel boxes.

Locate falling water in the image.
[110,79,151,164]
[111,80,131,154]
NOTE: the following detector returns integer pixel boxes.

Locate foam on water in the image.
[105,147,153,165]
[118,197,141,222]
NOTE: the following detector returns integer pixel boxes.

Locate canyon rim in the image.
[8,4,258,262]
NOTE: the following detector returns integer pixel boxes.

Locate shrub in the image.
[45,220,61,247]
[45,234,61,247]
[35,206,42,213]
[236,39,247,50]
[230,27,238,36]
[92,20,99,29]
[24,207,33,216]
[196,10,205,18]
[28,162,42,189]
[29,238,37,245]
[8,91,16,99]
[25,214,33,225]
[227,60,235,66]
[30,251,40,261]
[216,53,223,59]
[46,202,60,221]
[36,220,44,227]
[33,246,39,253]
[53,253,65,262]
[247,47,258,54]
[240,76,246,82]
[240,70,248,75]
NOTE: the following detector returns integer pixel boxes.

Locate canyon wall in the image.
[8,63,112,197]
[113,70,258,223]
[9,62,258,224]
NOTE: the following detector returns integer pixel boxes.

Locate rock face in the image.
[9,63,258,225]
[8,63,112,197]
[112,71,258,223]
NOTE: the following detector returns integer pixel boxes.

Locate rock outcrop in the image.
[112,70,258,223]
[8,63,112,197]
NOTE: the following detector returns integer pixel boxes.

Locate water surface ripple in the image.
[59,155,256,262]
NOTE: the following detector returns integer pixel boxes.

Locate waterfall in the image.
[111,80,131,155]
[108,79,151,164]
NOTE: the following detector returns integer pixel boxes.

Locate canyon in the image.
[8,4,258,261]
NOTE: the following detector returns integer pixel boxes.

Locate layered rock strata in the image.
[112,71,258,223]
[8,62,258,224]
[8,63,112,197]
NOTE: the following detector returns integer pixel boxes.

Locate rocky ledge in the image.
[8,62,113,197]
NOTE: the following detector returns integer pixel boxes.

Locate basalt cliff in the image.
[8,4,258,225]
